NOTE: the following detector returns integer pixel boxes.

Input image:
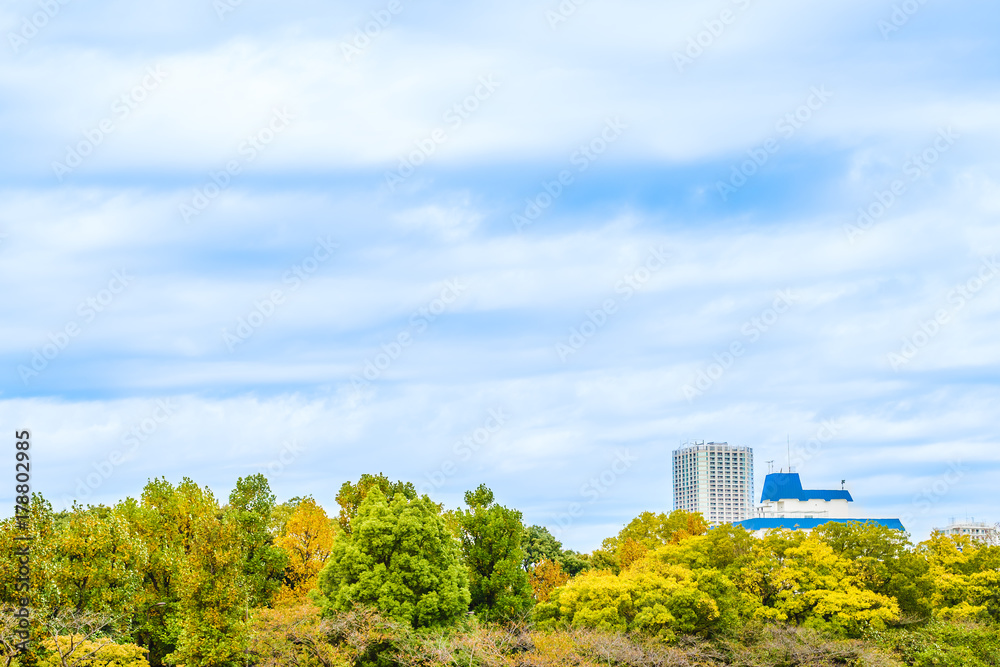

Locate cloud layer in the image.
[2,0,998,549]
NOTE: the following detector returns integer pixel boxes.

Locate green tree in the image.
[133,478,250,667]
[315,488,470,629]
[227,475,288,608]
[48,505,148,620]
[167,504,248,667]
[522,525,589,576]
[335,474,417,535]
[522,525,564,571]
[456,485,533,621]
[129,478,218,665]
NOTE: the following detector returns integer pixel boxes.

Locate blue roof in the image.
[760,473,853,503]
[732,517,906,532]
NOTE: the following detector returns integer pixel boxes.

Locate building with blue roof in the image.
[732,471,905,536]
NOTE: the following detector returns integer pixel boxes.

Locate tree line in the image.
[1,472,998,667]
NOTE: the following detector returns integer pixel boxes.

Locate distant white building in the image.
[672,441,754,525]
[733,472,905,536]
[933,520,999,546]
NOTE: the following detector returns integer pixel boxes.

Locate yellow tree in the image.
[529,559,570,602]
[167,509,247,667]
[617,538,649,569]
[756,531,900,636]
[274,499,335,605]
[48,506,148,620]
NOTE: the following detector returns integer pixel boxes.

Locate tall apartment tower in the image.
[672,441,754,525]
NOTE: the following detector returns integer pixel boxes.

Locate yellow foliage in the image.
[274,498,336,605]
[530,559,570,602]
[750,531,900,635]
[38,636,148,667]
[249,602,348,667]
[617,538,648,569]
[534,558,721,641]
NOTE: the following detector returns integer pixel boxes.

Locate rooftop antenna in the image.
[841,479,846,490]
[767,460,774,474]
[786,435,791,472]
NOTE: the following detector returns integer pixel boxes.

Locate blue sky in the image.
[2,0,999,549]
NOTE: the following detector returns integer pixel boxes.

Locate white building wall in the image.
[758,497,851,519]
[935,521,1000,545]
[673,442,754,525]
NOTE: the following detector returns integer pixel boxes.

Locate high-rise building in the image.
[672,441,754,525]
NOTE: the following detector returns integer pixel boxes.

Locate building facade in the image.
[933,521,999,546]
[733,472,905,536]
[672,441,754,525]
[756,472,853,519]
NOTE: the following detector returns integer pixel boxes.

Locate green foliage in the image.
[161,483,249,667]
[227,474,288,607]
[6,480,1000,665]
[522,526,564,571]
[457,485,533,622]
[872,620,1000,667]
[335,474,417,535]
[316,488,471,629]
[49,505,148,619]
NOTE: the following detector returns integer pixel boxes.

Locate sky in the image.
[1,0,999,550]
